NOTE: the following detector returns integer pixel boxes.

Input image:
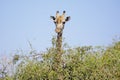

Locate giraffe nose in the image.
[55,28,61,33]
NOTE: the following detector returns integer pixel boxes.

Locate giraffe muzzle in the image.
[55,28,62,33]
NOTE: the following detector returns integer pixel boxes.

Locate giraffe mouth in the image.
[55,28,61,33]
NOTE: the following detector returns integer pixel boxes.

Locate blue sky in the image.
[0,0,120,56]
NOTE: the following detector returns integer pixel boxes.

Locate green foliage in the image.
[1,39,120,80]
[13,54,19,64]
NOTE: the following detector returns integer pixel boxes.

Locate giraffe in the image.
[51,11,70,34]
[50,11,70,73]
[50,11,70,55]
[50,11,70,80]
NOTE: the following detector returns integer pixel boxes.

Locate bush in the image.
[12,41,120,80]
[1,38,120,80]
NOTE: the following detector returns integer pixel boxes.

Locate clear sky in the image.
[0,0,120,56]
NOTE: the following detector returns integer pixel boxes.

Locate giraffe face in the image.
[51,11,70,33]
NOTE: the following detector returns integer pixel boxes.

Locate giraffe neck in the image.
[56,32,62,55]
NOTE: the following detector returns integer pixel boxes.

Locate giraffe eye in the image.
[63,22,65,24]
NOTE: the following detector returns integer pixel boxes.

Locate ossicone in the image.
[63,11,66,13]
[56,11,59,13]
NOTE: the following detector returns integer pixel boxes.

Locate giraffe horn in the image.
[63,11,66,13]
[62,11,66,19]
[56,11,59,18]
[56,11,59,13]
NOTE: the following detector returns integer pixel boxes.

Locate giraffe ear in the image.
[65,16,70,21]
[50,16,55,20]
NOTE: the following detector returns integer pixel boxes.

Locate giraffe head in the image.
[51,11,70,33]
